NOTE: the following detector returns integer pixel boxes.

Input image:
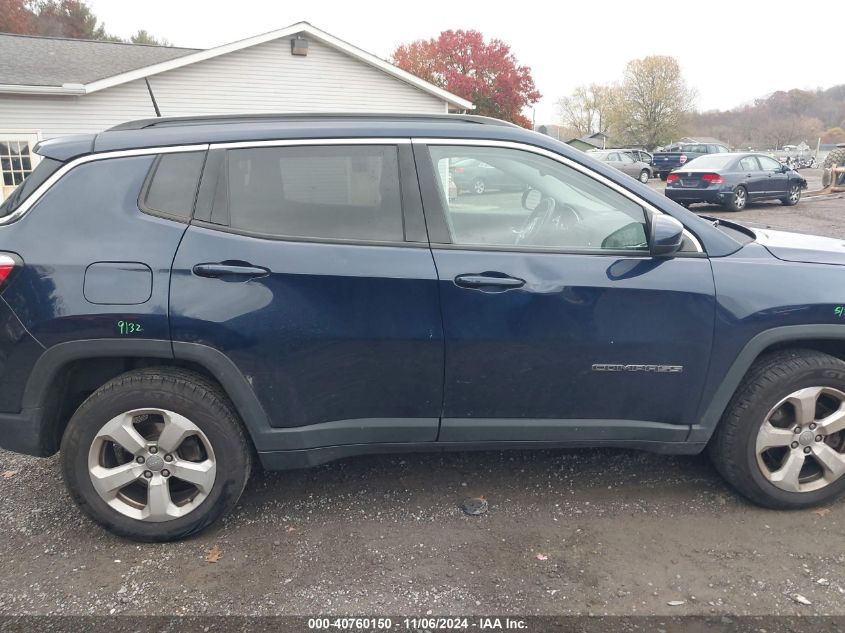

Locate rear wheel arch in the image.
[22,340,269,455]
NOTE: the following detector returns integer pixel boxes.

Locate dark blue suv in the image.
[1,114,844,541]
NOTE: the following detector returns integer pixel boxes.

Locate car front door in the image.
[414,141,716,444]
[170,141,444,451]
[757,155,789,198]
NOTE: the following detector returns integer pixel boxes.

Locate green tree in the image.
[129,29,172,46]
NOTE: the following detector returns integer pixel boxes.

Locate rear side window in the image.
[218,145,403,242]
[141,151,206,220]
[0,157,62,219]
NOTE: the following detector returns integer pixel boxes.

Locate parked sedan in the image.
[664,153,807,211]
[449,157,524,195]
[587,150,652,183]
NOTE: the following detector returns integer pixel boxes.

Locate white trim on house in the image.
[1,23,474,110]
[0,84,84,95]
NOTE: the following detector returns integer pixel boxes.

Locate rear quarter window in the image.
[140,151,206,220]
[0,157,62,219]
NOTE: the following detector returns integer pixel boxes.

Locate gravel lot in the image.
[1,169,844,617]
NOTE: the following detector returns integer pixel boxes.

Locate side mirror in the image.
[522,188,542,211]
[650,214,685,257]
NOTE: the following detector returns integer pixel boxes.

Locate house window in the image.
[0,133,40,202]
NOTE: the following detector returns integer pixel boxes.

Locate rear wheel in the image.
[659,172,668,182]
[781,183,801,206]
[710,349,845,509]
[472,178,486,195]
[725,185,747,211]
[61,368,252,541]
[638,169,650,183]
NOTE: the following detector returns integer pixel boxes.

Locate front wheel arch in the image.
[692,329,845,446]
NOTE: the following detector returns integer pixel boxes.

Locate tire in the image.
[724,185,748,211]
[781,182,801,206]
[659,172,668,182]
[709,349,845,509]
[61,367,252,542]
[822,148,845,188]
[472,178,486,195]
[638,169,650,184]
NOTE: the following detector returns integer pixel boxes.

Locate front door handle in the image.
[454,273,525,290]
[192,262,270,279]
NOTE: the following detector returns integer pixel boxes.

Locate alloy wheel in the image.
[756,387,845,493]
[789,185,800,204]
[472,178,486,194]
[734,188,747,210]
[87,409,217,522]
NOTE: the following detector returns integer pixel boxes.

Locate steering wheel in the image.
[516,198,580,246]
[516,197,556,245]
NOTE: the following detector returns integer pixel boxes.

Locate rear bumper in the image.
[0,407,51,456]
[665,186,728,205]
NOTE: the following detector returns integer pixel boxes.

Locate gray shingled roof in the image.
[0,33,200,86]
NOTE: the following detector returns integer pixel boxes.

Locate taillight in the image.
[701,173,724,184]
[667,174,680,184]
[452,167,465,174]
[679,154,687,165]
[0,253,21,292]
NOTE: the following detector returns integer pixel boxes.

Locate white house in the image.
[0,21,473,201]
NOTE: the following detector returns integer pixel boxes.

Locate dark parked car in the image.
[664,152,807,211]
[587,149,652,183]
[653,142,729,181]
[449,157,523,195]
[2,113,845,541]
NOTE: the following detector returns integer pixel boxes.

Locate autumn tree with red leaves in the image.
[0,0,168,44]
[392,30,540,128]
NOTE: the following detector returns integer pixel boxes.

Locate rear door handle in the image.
[192,262,270,279]
[454,273,525,290]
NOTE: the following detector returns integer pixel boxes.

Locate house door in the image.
[0,132,41,202]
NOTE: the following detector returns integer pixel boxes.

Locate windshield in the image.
[0,157,62,219]
[683,154,736,170]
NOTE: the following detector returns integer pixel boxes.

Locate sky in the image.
[87,0,839,124]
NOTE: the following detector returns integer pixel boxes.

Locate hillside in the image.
[686,85,845,149]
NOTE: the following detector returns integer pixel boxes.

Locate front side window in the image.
[757,155,782,171]
[220,145,403,242]
[428,145,649,251]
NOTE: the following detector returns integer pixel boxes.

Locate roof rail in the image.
[107,112,519,131]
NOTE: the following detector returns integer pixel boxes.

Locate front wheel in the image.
[724,186,747,211]
[709,349,845,509]
[638,169,650,183]
[782,183,801,206]
[61,368,252,542]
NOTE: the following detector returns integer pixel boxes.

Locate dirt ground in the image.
[1,169,844,618]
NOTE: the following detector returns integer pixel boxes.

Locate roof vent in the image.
[291,37,308,56]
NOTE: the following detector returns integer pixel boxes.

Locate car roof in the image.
[35,113,536,161]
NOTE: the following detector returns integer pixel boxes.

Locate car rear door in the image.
[414,140,716,444]
[170,140,444,451]
[738,156,765,198]
[757,155,789,198]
